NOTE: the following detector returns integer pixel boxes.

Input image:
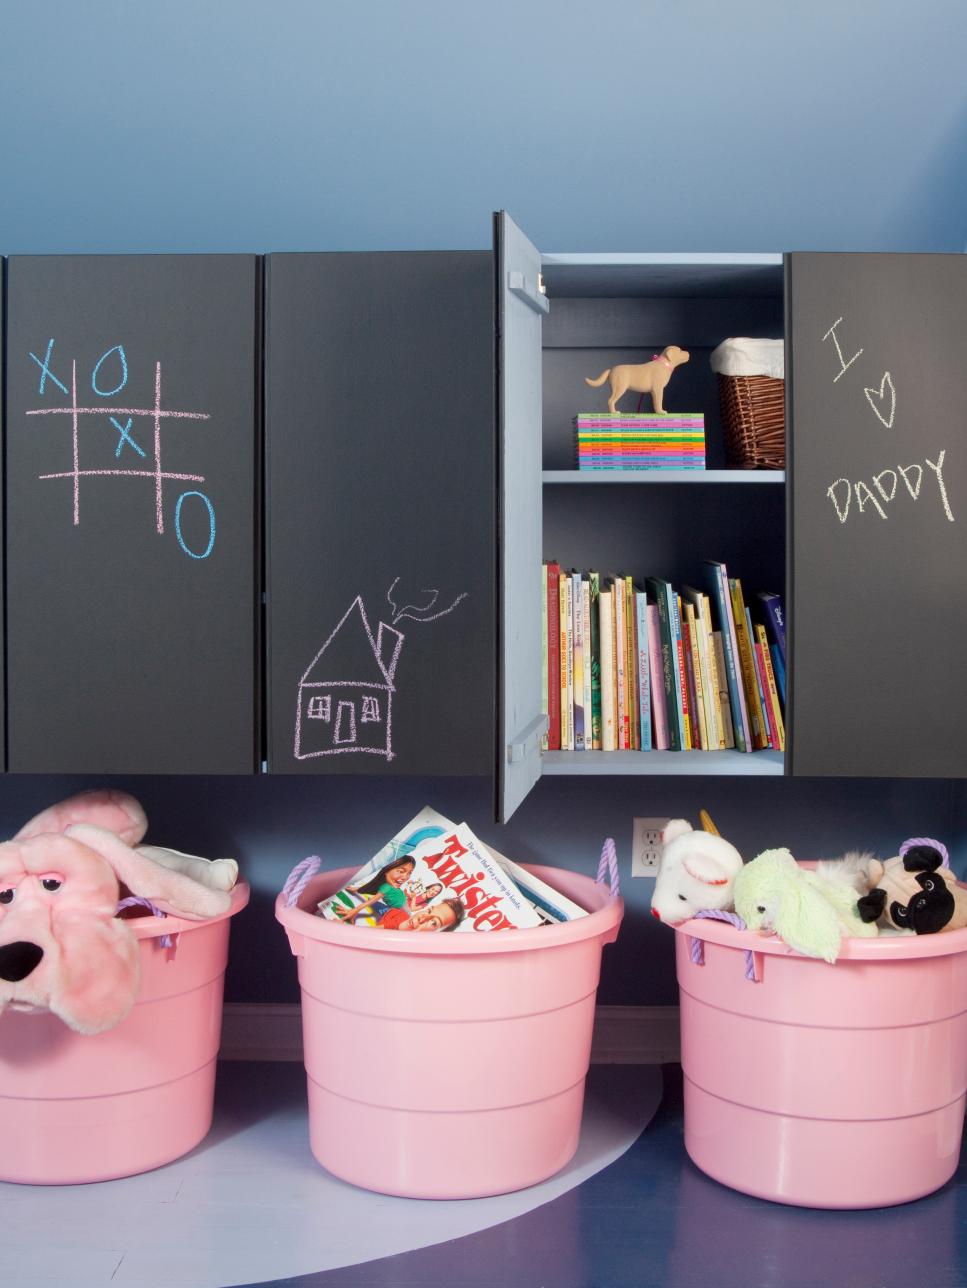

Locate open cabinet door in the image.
[496,212,549,820]
[787,252,967,776]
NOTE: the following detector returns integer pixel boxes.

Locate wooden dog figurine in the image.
[585,345,690,414]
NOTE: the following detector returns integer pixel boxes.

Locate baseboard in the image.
[219,1003,680,1066]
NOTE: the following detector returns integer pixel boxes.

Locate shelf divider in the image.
[542,749,785,776]
[543,470,785,484]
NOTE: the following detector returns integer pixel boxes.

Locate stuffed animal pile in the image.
[0,789,239,1034]
[651,816,966,965]
[732,848,877,963]
[858,841,967,934]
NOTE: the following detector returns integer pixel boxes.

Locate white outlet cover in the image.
[632,817,670,877]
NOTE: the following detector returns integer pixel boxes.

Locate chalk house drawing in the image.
[294,579,467,762]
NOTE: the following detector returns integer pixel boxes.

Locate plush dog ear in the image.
[135,845,238,893]
[857,888,887,923]
[773,883,844,963]
[65,824,232,919]
[15,790,147,847]
[48,913,142,1035]
[902,845,943,874]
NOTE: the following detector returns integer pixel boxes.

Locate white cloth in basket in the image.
[710,337,785,380]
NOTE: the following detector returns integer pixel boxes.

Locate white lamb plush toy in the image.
[651,817,744,925]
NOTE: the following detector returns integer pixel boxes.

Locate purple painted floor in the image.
[3,1060,966,1287]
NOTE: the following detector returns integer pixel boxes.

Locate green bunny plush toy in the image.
[733,848,877,964]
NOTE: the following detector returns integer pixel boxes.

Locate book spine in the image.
[770,642,786,708]
[636,591,652,751]
[712,630,735,749]
[614,579,627,750]
[706,563,750,752]
[747,606,770,748]
[572,571,585,751]
[647,580,680,751]
[624,576,638,750]
[758,591,787,665]
[599,589,616,751]
[672,593,691,750]
[589,572,602,749]
[752,634,775,748]
[610,580,620,749]
[683,602,707,750]
[582,576,593,750]
[560,574,572,751]
[697,596,723,749]
[647,603,669,750]
[541,564,549,752]
[757,624,786,751]
[729,580,766,749]
[546,564,561,751]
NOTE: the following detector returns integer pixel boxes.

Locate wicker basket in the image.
[717,374,785,469]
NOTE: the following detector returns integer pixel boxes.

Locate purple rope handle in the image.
[283,855,322,907]
[596,838,621,898]
[900,837,950,868]
[688,909,758,982]
[116,895,174,949]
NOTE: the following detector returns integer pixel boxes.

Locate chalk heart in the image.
[864,371,896,429]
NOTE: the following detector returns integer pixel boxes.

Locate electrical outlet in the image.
[632,817,669,877]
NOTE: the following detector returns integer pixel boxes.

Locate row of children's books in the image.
[541,560,786,753]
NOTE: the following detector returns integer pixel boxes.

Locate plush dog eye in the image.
[757,905,766,914]
[41,878,62,892]
[0,888,13,904]
[678,894,687,902]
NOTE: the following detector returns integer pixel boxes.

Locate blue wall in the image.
[2,0,967,255]
[2,1,966,1005]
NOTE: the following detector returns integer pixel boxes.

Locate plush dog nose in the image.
[0,941,44,981]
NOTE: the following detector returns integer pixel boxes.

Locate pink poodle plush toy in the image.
[0,790,238,1035]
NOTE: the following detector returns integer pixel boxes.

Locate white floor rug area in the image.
[0,1061,661,1288]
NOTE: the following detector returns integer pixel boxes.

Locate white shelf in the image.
[543,470,785,484]
[542,749,785,776]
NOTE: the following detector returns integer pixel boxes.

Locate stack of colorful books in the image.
[574,413,706,471]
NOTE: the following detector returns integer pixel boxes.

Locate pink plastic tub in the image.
[276,864,622,1199]
[0,882,249,1185]
[676,904,967,1208]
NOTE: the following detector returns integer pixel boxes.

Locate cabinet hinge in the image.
[507,271,550,316]
[507,713,550,763]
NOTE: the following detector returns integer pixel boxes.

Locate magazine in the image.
[316,807,545,933]
[484,844,589,925]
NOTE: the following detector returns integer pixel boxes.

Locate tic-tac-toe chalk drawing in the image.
[26,339,217,559]
[294,579,468,761]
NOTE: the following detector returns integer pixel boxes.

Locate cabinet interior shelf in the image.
[542,749,785,776]
[542,470,785,484]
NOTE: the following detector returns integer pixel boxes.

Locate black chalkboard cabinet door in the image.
[264,253,495,775]
[0,262,5,771]
[787,252,967,777]
[5,255,261,774]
